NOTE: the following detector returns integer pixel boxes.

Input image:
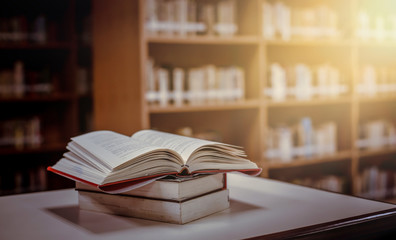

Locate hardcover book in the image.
[78,188,230,224]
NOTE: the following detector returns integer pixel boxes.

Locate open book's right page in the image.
[130,130,258,173]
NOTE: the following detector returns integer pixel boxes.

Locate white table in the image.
[1,173,395,240]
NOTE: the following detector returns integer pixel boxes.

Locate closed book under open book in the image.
[77,188,230,224]
[48,129,261,193]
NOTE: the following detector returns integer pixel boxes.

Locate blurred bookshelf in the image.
[0,0,92,195]
[91,0,396,203]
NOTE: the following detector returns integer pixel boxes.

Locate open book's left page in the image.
[49,130,184,186]
[69,131,163,170]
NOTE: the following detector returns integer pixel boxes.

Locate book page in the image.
[71,130,174,170]
[131,129,225,164]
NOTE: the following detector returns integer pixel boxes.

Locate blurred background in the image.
[1,0,395,204]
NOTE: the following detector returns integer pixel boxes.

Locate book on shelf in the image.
[356,10,396,41]
[356,119,396,150]
[214,0,238,36]
[174,126,223,143]
[262,1,339,40]
[0,164,47,196]
[76,67,91,95]
[0,116,42,149]
[265,117,337,162]
[269,63,287,102]
[0,60,56,98]
[145,0,237,37]
[48,129,261,193]
[78,187,230,224]
[264,63,348,101]
[157,67,169,106]
[357,65,396,97]
[145,59,246,106]
[0,15,51,44]
[356,166,396,200]
[199,3,215,36]
[173,67,184,106]
[76,173,226,201]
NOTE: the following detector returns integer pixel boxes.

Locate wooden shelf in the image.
[148,99,261,113]
[356,40,396,48]
[266,96,352,107]
[146,35,259,45]
[0,93,76,103]
[358,146,396,158]
[0,42,73,50]
[265,39,353,47]
[267,150,352,169]
[0,142,67,156]
[357,95,396,103]
[384,198,396,204]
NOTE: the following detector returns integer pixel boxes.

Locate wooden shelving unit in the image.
[92,0,396,202]
[0,0,92,195]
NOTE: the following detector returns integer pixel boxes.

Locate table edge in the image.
[246,207,396,240]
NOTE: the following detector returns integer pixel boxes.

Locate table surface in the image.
[1,173,395,240]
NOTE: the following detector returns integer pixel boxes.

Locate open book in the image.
[48,129,261,192]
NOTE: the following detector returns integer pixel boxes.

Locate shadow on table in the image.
[45,199,263,234]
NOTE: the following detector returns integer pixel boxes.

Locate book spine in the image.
[157,68,169,106]
[172,68,185,106]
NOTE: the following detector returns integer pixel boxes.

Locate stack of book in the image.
[48,129,261,224]
[76,173,229,224]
